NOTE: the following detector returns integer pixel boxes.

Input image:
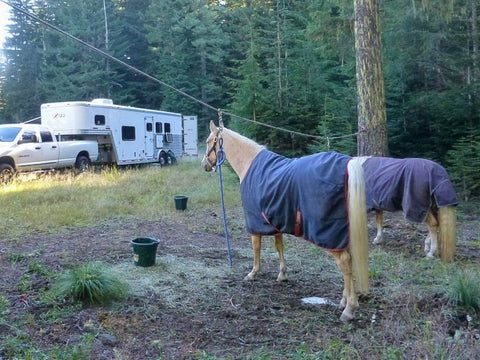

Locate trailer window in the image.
[146,122,153,132]
[164,123,171,133]
[122,126,136,141]
[40,131,53,142]
[95,115,106,126]
[155,122,162,133]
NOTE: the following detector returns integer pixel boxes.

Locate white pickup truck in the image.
[0,124,99,184]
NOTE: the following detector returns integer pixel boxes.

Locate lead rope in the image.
[216,109,233,267]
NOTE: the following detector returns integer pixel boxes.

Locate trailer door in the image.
[183,116,198,156]
[144,117,154,159]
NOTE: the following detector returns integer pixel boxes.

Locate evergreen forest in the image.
[0,0,479,199]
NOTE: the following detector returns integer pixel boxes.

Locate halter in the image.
[204,122,227,170]
[204,129,222,169]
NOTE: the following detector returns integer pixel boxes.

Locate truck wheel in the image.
[0,164,15,185]
[75,155,91,173]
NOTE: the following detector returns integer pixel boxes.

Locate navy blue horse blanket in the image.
[362,157,458,222]
[240,150,351,251]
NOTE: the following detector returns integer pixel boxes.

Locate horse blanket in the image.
[240,150,351,250]
[362,157,458,222]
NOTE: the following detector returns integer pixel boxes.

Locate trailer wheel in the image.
[167,150,176,164]
[159,152,168,167]
[0,164,15,185]
[75,155,91,173]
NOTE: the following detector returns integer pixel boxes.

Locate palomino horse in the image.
[359,156,458,261]
[232,155,458,301]
[201,121,369,321]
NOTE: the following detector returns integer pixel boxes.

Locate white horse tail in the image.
[439,206,456,262]
[347,158,370,294]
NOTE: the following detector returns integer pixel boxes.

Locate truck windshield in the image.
[0,127,21,142]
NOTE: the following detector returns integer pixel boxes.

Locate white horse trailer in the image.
[41,99,183,166]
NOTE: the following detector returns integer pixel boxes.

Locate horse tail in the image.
[347,158,369,294]
[439,206,456,262]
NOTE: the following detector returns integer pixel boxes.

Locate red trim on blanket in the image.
[294,210,302,237]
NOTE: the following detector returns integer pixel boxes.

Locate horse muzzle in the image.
[201,156,214,172]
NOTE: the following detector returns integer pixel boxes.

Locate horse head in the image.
[201,121,221,172]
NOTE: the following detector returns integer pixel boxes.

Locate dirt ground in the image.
[1,205,479,359]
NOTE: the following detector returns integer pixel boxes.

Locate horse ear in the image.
[209,120,217,132]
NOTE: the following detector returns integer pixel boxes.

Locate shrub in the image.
[52,262,129,304]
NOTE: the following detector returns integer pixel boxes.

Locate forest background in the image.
[0,0,479,199]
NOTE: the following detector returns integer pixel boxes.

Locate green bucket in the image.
[131,237,159,267]
[174,195,188,211]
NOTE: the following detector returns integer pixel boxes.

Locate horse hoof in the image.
[340,311,354,322]
[244,273,255,281]
[276,275,287,282]
[426,253,434,259]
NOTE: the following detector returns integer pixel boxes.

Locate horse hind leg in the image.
[245,235,262,281]
[373,210,384,244]
[425,211,439,259]
[424,233,432,255]
[274,234,287,282]
[330,250,358,322]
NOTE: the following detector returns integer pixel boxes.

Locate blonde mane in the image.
[221,127,264,182]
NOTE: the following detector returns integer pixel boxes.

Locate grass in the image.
[0,161,241,238]
[52,262,130,304]
[447,268,480,312]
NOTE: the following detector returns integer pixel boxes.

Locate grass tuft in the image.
[52,262,129,304]
[447,268,480,312]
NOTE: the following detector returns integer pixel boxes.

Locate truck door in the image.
[37,130,59,167]
[144,117,154,159]
[15,129,43,171]
[17,129,58,170]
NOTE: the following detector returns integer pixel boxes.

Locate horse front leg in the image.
[245,235,262,281]
[425,211,439,259]
[373,210,384,244]
[330,250,358,322]
[274,234,287,282]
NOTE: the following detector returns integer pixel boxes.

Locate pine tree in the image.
[145,0,229,138]
[2,0,46,122]
[39,0,118,101]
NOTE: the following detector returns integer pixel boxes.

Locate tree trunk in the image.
[354,0,389,156]
[470,0,478,121]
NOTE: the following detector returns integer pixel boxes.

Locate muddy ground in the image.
[0,205,479,359]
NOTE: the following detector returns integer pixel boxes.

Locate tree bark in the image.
[354,0,389,156]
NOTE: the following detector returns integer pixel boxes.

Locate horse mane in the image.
[354,156,372,166]
[223,127,265,151]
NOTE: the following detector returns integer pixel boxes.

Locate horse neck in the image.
[221,128,263,182]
